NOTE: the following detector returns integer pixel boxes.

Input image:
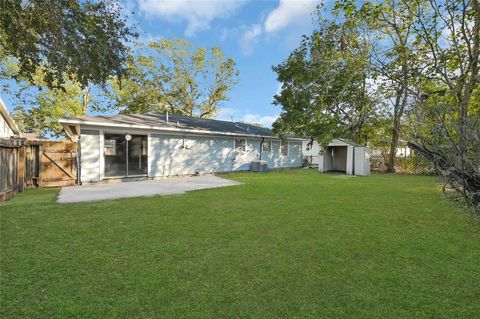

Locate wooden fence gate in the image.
[35,141,78,187]
[1,139,78,202]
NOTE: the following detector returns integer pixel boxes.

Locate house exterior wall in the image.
[0,113,14,138]
[149,134,237,176]
[78,128,304,182]
[302,140,320,156]
[147,135,303,177]
[79,130,101,182]
[260,140,303,169]
[302,140,320,165]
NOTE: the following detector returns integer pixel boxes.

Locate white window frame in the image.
[280,140,289,157]
[262,140,272,152]
[234,138,247,152]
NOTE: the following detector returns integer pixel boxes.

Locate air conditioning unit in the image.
[251,160,268,172]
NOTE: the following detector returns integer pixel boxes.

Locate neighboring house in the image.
[59,113,306,183]
[395,141,413,157]
[371,139,413,157]
[0,97,21,138]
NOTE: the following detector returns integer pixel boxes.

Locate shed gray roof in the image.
[60,113,304,140]
[333,138,364,147]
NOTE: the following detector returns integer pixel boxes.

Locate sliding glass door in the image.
[104,133,148,177]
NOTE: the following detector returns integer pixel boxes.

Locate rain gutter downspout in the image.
[259,137,265,160]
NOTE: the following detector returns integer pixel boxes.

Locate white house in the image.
[371,139,413,157]
[59,113,307,183]
[0,97,21,138]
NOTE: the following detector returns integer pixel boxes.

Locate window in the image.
[280,141,288,156]
[262,140,271,152]
[104,133,148,177]
[235,138,246,151]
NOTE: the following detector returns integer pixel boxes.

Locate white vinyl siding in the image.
[280,141,288,156]
[80,130,101,182]
[0,113,14,137]
[79,129,305,180]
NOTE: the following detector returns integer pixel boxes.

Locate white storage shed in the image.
[318,138,370,176]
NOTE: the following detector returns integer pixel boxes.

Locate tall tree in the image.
[12,80,96,137]
[106,39,239,118]
[336,0,420,172]
[272,17,382,146]
[407,0,480,211]
[2,58,97,137]
[0,0,137,88]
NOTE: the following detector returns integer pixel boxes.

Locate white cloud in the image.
[138,0,248,36]
[264,0,320,33]
[237,0,319,55]
[240,113,279,128]
[239,24,262,55]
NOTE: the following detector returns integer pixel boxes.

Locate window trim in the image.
[234,138,247,152]
[262,140,272,152]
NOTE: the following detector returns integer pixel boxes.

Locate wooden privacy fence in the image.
[0,138,78,202]
[37,141,78,187]
[0,137,25,201]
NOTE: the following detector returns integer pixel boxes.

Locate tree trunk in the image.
[386,71,409,173]
[386,120,400,172]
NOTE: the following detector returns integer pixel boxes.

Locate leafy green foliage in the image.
[0,0,137,88]
[13,80,96,137]
[335,0,421,172]
[2,58,98,137]
[406,0,480,211]
[272,18,383,147]
[106,39,239,118]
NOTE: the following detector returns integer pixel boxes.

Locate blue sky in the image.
[3,0,321,128]
[130,0,321,127]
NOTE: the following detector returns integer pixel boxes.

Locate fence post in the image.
[18,145,25,192]
[38,143,43,188]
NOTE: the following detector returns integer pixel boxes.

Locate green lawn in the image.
[1,170,479,318]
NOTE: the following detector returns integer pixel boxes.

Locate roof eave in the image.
[58,118,308,141]
[0,97,21,135]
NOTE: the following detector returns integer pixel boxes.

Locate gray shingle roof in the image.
[61,113,301,139]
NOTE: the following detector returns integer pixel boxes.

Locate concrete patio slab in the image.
[57,175,241,203]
